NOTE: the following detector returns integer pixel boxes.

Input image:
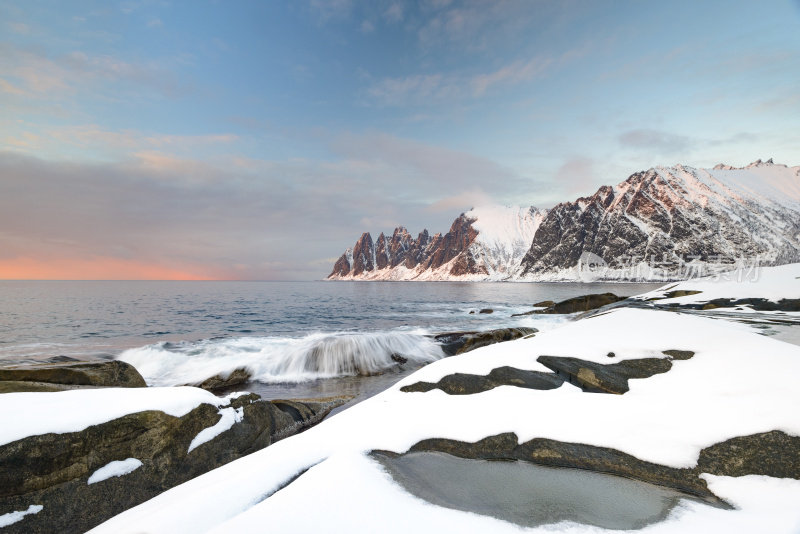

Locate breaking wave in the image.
[117,331,444,386]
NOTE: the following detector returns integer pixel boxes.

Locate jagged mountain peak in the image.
[329,162,800,281]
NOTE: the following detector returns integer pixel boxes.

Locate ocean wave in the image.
[117,331,444,386]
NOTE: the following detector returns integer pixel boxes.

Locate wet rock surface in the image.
[513,293,626,316]
[400,366,563,395]
[0,360,146,391]
[0,393,349,534]
[432,327,537,356]
[192,367,253,391]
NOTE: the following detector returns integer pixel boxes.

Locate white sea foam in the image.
[118,331,445,386]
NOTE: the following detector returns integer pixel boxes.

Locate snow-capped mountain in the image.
[328,206,544,281]
[328,160,800,281]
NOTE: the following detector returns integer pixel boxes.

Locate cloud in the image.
[618,129,693,154]
[554,157,600,197]
[360,20,375,33]
[426,189,493,213]
[308,0,353,22]
[0,43,185,100]
[383,3,404,23]
[8,22,30,34]
[146,18,163,28]
[471,57,552,96]
[0,130,528,279]
[618,129,760,159]
[364,54,555,106]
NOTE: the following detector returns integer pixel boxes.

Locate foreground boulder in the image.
[0,392,348,534]
[536,351,692,394]
[432,327,537,356]
[0,360,146,392]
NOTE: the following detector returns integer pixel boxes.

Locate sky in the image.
[1,0,799,280]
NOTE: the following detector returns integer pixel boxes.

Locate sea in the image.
[0,280,704,404]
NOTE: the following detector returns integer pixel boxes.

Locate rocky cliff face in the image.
[519,161,800,280]
[328,160,800,281]
[328,207,541,280]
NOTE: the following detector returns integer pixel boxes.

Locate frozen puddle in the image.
[375,452,707,530]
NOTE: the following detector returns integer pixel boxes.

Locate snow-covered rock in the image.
[90,290,800,533]
[0,388,348,534]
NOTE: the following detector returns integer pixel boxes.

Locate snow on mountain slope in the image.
[329,160,800,282]
[328,205,545,281]
[520,160,800,281]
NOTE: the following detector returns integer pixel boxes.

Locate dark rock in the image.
[0,393,349,534]
[662,350,695,360]
[194,367,252,391]
[654,297,800,312]
[607,352,615,358]
[664,290,703,299]
[0,360,146,389]
[390,354,408,364]
[478,308,493,314]
[536,355,682,394]
[523,293,626,315]
[697,430,800,479]
[401,366,564,395]
[532,300,555,308]
[432,327,537,356]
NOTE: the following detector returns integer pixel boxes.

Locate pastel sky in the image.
[1,0,799,280]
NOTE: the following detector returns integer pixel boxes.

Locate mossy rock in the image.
[0,393,349,534]
[0,360,146,388]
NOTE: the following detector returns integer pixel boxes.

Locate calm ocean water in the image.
[0,280,663,401]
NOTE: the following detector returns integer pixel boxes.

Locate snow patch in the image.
[0,387,227,447]
[0,504,44,528]
[88,458,143,485]
[188,407,244,453]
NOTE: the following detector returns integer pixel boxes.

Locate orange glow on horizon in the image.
[0,257,224,281]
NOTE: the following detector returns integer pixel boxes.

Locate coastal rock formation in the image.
[329,161,800,281]
[0,360,146,393]
[400,366,563,395]
[432,327,537,356]
[512,293,625,316]
[0,393,348,534]
[328,206,542,280]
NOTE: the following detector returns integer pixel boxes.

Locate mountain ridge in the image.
[328,160,800,281]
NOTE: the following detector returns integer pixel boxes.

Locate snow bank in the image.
[636,262,800,305]
[0,387,225,447]
[88,459,143,485]
[91,306,800,533]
